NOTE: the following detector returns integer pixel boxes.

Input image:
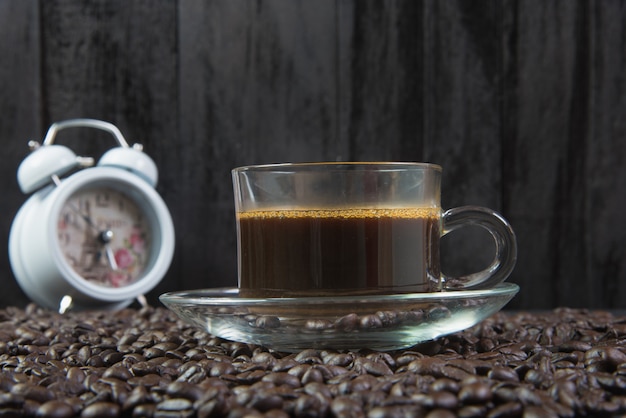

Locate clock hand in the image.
[98,229,120,271]
[66,202,100,233]
[104,245,119,271]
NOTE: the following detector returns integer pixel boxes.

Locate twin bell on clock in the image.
[9,119,175,313]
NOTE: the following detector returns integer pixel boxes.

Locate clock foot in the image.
[59,295,73,314]
[136,294,148,308]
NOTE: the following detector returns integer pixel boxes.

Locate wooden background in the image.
[0,0,624,310]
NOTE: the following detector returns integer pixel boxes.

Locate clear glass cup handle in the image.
[441,206,517,290]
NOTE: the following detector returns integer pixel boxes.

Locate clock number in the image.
[96,192,110,207]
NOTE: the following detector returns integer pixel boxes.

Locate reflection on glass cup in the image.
[232,162,516,298]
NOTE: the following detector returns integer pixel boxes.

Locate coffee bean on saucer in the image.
[244,314,259,324]
[335,313,359,331]
[305,319,334,331]
[254,316,281,329]
[427,305,451,320]
[376,311,399,327]
[402,309,425,323]
[360,314,383,329]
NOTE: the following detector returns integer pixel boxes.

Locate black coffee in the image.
[237,208,441,297]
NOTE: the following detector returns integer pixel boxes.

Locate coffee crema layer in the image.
[237,207,441,220]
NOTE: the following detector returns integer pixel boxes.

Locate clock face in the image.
[57,186,152,288]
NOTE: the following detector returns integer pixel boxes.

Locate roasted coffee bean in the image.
[458,381,493,404]
[210,360,235,377]
[368,405,423,418]
[165,381,206,402]
[129,373,165,387]
[294,394,327,417]
[523,405,559,418]
[122,385,150,410]
[486,401,522,418]
[117,333,139,346]
[524,369,551,389]
[404,309,425,323]
[130,361,159,377]
[271,358,298,373]
[36,400,76,418]
[559,341,592,353]
[367,352,396,369]
[488,366,520,382]
[152,342,179,352]
[424,410,456,418]
[431,391,458,409]
[157,397,193,411]
[550,381,580,410]
[131,403,156,417]
[323,352,354,367]
[102,365,132,381]
[430,378,460,394]
[252,352,277,368]
[493,386,517,404]
[80,401,120,418]
[262,372,301,388]
[586,347,626,373]
[335,313,359,332]
[457,405,488,418]
[375,311,399,327]
[347,374,377,393]
[516,386,543,406]
[300,367,324,384]
[330,396,364,418]
[304,381,333,400]
[76,345,91,364]
[0,392,23,409]
[11,383,54,403]
[144,347,166,359]
[66,366,87,384]
[353,358,392,377]
[294,349,322,364]
[305,319,334,331]
[427,305,451,320]
[254,316,280,329]
[286,363,310,380]
[249,392,284,412]
[359,314,383,329]
[264,409,290,418]
[440,364,473,380]
[325,365,351,379]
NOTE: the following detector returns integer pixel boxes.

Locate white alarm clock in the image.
[9,119,175,312]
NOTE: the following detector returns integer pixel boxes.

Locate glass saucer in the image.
[159,283,519,352]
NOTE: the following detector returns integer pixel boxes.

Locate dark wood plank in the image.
[0,0,43,308]
[584,0,626,308]
[501,0,605,308]
[338,0,424,161]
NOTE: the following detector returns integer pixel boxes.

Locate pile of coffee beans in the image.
[1,304,626,417]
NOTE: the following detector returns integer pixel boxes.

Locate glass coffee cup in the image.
[232,162,516,298]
